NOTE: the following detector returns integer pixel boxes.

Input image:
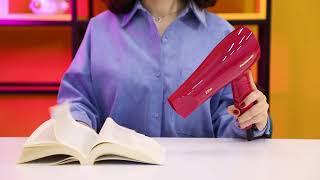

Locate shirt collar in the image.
[120,0,207,28]
[188,1,207,27]
[120,0,145,27]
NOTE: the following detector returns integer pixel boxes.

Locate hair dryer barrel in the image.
[168,26,261,118]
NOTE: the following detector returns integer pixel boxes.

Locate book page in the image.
[96,118,165,163]
[23,119,57,147]
[18,144,79,164]
[51,102,99,157]
[20,117,85,164]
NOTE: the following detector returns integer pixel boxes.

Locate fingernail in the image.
[240,102,246,108]
[233,109,240,116]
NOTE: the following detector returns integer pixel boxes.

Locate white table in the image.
[1,138,319,180]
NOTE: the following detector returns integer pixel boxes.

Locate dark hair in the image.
[104,0,217,14]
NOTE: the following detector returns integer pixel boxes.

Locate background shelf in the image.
[0,13,71,21]
[211,0,266,21]
[0,94,58,136]
[0,26,71,86]
[0,0,271,93]
[0,0,271,136]
[0,84,59,93]
[218,13,265,21]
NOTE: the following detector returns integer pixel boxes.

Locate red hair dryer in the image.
[168,26,260,140]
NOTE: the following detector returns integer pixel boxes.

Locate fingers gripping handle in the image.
[231,71,256,141]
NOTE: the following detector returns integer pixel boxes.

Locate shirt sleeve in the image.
[57,20,100,131]
[211,84,272,138]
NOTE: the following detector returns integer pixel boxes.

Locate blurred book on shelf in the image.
[209,0,266,20]
[0,0,9,16]
[0,13,71,21]
[0,0,71,21]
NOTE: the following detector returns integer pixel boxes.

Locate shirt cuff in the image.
[252,116,272,137]
[231,116,272,139]
[70,110,93,128]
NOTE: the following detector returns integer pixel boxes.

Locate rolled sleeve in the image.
[211,84,248,138]
[70,109,93,128]
[57,20,100,131]
[252,115,272,138]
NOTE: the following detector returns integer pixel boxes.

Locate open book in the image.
[18,102,165,165]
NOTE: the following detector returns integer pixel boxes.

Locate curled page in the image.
[50,102,99,157]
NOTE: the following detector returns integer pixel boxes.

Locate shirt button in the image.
[153,113,160,119]
[155,71,161,78]
[162,35,168,42]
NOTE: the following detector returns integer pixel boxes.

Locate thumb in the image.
[227,105,240,117]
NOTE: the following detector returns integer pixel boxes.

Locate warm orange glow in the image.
[270,0,320,139]
[0,94,56,136]
[2,0,319,139]
[0,27,71,83]
[208,0,266,20]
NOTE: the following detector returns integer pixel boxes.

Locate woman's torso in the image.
[72,2,233,137]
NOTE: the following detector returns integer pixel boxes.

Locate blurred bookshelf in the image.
[0,14,72,26]
[0,0,272,136]
[0,14,71,21]
[0,0,271,96]
[213,0,267,21]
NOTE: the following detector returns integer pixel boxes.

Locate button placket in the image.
[162,35,168,42]
[153,113,160,119]
[162,30,170,43]
[155,71,161,78]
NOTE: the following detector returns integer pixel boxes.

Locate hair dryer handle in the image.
[231,71,256,140]
[231,71,256,114]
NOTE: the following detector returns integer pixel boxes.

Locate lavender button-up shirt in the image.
[57,1,271,138]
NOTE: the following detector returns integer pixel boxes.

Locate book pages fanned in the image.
[18,102,165,165]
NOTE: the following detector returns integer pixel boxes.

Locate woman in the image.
[57,0,271,138]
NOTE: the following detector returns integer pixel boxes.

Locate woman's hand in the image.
[227,73,269,131]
